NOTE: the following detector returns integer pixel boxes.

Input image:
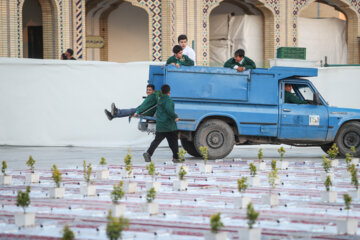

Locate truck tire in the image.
[180,138,201,157]
[335,122,360,157]
[320,143,333,154]
[194,119,235,160]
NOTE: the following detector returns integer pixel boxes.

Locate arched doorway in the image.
[209,0,264,67]
[298,0,359,64]
[299,1,347,64]
[22,0,43,59]
[107,2,149,62]
[22,0,59,59]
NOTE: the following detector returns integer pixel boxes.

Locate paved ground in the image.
[0,145,326,170]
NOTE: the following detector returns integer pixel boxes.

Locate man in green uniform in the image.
[166,45,194,68]
[104,84,158,120]
[284,84,307,104]
[143,84,180,163]
[224,49,256,72]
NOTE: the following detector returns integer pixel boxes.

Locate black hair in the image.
[61,53,68,60]
[66,48,74,56]
[172,45,183,54]
[178,34,188,43]
[147,84,155,90]
[161,84,170,94]
[234,49,245,58]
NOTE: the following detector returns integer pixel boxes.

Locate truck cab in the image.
[139,65,360,159]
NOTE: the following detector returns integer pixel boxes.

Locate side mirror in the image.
[314,93,322,105]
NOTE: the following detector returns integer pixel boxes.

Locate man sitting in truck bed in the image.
[104,84,159,121]
[224,49,256,72]
[285,84,307,104]
[166,45,194,68]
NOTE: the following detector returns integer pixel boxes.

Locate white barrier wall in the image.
[0,58,359,147]
[0,58,163,147]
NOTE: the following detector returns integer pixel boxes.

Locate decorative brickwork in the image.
[74,0,86,59]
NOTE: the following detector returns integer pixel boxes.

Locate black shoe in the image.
[172,158,181,163]
[111,103,118,116]
[143,152,151,162]
[104,109,113,121]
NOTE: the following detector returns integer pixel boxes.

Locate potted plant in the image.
[146,162,161,191]
[96,157,110,180]
[62,224,75,240]
[327,143,339,167]
[106,210,129,240]
[0,160,12,185]
[248,163,259,187]
[234,177,251,209]
[122,149,134,179]
[204,212,227,240]
[15,186,35,227]
[142,187,158,215]
[264,162,279,207]
[254,148,266,170]
[173,165,188,191]
[321,175,337,202]
[122,150,137,193]
[348,164,359,199]
[238,202,261,240]
[80,160,96,196]
[110,181,126,217]
[49,164,65,199]
[25,155,39,183]
[321,155,334,182]
[176,147,189,173]
[277,146,288,170]
[336,194,358,235]
[199,146,212,173]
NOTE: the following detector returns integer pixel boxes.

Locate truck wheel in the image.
[335,122,360,157]
[320,143,333,154]
[180,138,201,157]
[194,119,235,160]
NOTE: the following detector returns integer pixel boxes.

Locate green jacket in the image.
[156,94,178,132]
[166,55,194,66]
[223,56,256,70]
[136,92,159,116]
[285,91,307,104]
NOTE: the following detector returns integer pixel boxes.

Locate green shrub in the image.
[61,224,75,240]
[246,202,259,229]
[324,175,332,192]
[83,160,92,184]
[146,162,157,180]
[343,193,352,211]
[271,160,277,171]
[268,169,278,189]
[17,186,31,213]
[111,181,125,204]
[345,154,352,166]
[237,177,248,193]
[26,155,35,173]
[51,164,62,188]
[322,155,331,173]
[327,143,339,160]
[199,146,208,165]
[210,212,224,233]
[124,150,133,176]
[100,157,107,166]
[178,166,187,180]
[257,148,263,161]
[106,210,129,240]
[146,187,156,203]
[249,163,257,177]
[1,160,7,175]
[178,147,187,163]
[277,146,285,161]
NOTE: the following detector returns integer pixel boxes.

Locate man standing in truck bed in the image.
[224,49,256,72]
[143,84,180,163]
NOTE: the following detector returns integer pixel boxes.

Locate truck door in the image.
[278,82,329,141]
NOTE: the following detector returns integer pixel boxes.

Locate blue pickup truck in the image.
[139,65,360,159]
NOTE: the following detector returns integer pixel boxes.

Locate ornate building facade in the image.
[1,0,360,66]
